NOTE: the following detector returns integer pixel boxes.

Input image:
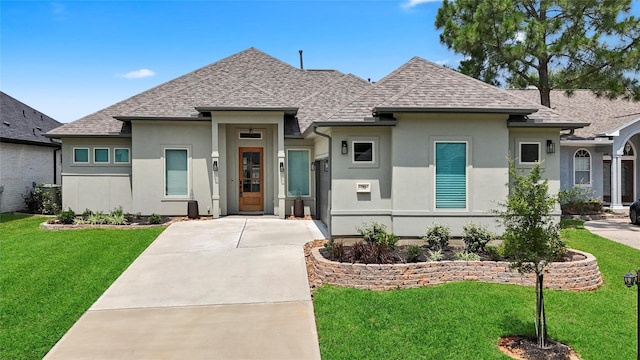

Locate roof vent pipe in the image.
[299,50,304,70]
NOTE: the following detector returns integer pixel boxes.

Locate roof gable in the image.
[1,92,62,146]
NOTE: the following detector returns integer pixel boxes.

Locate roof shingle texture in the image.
[508,89,640,139]
[47,48,579,137]
[1,92,62,146]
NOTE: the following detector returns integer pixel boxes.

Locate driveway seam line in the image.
[236,218,247,248]
[88,300,314,313]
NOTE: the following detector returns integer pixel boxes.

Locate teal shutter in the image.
[287,150,310,196]
[165,149,188,196]
[435,143,466,209]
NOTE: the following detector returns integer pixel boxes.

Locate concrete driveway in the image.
[583,217,640,250]
[44,217,326,360]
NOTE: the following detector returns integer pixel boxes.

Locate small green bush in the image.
[462,223,494,254]
[81,208,93,220]
[558,185,603,215]
[88,212,109,225]
[356,222,398,249]
[110,206,124,218]
[485,245,503,261]
[454,251,481,261]
[427,249,443,262]
[23,185,60,215]
[405,245,424,263]
[423,224,450,251]
[351,241,394,264]
[56,208,76,224]
[108,214,127,225]
[148,213,162,224]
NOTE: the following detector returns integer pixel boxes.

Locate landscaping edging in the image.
[306,241,603,291]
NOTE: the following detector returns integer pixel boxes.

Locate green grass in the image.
[314,220,639,360]
[0,214,165,359]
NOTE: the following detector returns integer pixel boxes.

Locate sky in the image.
[1,0,455,123]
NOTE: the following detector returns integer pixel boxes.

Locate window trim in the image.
[286,148,311,198]
[114,148,131,164]
[573,148,592,187]
[163,147,191,199]
[434,140,468,211]
[237,129,263,140]
[351,140,375,164]
[93,147,110,164]
[72,147,90,164]
[518,141,541,165]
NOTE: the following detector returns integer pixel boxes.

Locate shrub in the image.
[108,214,127,225]
[356,222,398,249]
[405,245,424,263]
[427,249,443,262]
[324,242,346,262]
[462,223,494,253]
[558,185,603,215]
[423,224,450,251]
[81,208,93,220]
[110,206,124,218]
[23,184,60,215]
[351,241,394,264]
[485,245,503,261]
[56,208,76,224]
[454,251,481,261]
[87,212,109,225]
[148,213,162,224]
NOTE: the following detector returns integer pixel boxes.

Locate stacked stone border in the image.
[305,240,602,291]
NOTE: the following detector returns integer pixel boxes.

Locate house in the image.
[0,91,62,213]
[45,48,586,237]
[509,89,640,209]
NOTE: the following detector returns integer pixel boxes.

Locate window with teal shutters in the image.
[435,142,466,209]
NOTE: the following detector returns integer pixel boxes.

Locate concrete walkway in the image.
[44,217,326,360]
[583,217,640,250]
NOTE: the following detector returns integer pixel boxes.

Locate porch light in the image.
[212,160,218,172]
[546,140,555,154]
[280,161,285,172]
[311,162,315,171]
[622,269,639,360]
[341,140,348,155]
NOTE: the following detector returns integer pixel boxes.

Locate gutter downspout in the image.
[313,126,332,242]
[53,147,61,184]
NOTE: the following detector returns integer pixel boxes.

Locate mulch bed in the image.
[498,336,580,360]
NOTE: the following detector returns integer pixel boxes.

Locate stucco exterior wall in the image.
[559,145,607,199]
[0,142,59,212]
[131,121,212,216]
[61,137,132,213]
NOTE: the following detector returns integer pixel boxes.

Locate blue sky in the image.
[1,0,453,123]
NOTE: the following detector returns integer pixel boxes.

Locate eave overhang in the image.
[195,106,299,115]
[114,116,211,121]
[302,119,398,137]
[508,120,590,130]
[43,133,132,139]
[372,106,538,115]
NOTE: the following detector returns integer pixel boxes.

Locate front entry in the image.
[603,159,635,203]
[239,147,264,212]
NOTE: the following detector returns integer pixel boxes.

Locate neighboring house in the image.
[46,48,586,237]
[0,91,62,213]
[509,89,640,209]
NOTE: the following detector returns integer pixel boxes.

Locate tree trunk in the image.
[538,59,552,108]
[535,272,547,348]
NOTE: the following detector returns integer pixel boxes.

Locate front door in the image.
[622,160,634,203]
[239,147,263,212]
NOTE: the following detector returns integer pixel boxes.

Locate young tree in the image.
[435,0,640,107]
[494,161,566,348]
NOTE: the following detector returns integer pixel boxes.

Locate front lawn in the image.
[313,221,638,359]
[0,214,165,359]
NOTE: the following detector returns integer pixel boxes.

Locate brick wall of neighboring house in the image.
[0,142,60,213]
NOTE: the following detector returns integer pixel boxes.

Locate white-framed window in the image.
[352,140,374,164]
[286,149,311,197]
[114,148,130,164]
[519,142,540,164]
[164,148,189,197]
[73,147,89,164]
[238,130,263,140]
[574,149,591,186]
[93,148,110,164]
[435,141,467,209]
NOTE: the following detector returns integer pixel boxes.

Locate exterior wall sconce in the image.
[341,140,348,155]
[324,160,329,172]
[546,140,555,154]
[310,162,315,171]
[212,160,218,171]
[280,161,285,172]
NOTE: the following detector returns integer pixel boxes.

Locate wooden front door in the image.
[239,147,263,212]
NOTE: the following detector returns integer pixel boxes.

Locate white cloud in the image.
[402,0,442,9]
[435,59,449,66]
[117,69,156,79]
[515,31,526,43]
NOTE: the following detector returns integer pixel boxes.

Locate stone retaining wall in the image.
[308,244,602,291]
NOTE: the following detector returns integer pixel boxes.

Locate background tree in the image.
[435,0,640,107]
[494,161,567,348]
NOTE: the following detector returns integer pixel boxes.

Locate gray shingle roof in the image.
[508,89,640,139]
[1,92,62,146]
[47,49,582,138]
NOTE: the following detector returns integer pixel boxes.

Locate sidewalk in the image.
[44,217,326,360]
[583,217,640,250]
